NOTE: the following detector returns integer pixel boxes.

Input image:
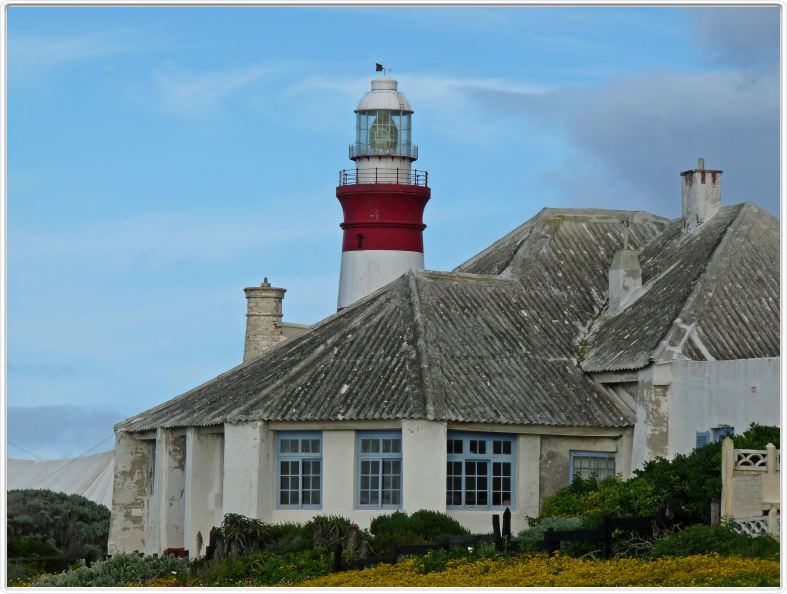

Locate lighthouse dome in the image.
[356,77,412,113]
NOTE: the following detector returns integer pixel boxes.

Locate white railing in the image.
[735,449,769,470]
[736,515,769,536]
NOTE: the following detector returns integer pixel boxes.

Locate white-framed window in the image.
[446,432,515,509]
[276,432,322,509]
[356,431,402,509]
[569,451,616,482]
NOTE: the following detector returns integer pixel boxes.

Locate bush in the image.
[201,549,333,586]
[31,553,189,587]
[370,511,411,537]
[413,548,450,574]
[370,510,469,541]
[369,531,426,559]
[651,523,779,559]
[408,510,470,541]
[7,489,110,561]
[538,424,780,529]
[517,517,584,553]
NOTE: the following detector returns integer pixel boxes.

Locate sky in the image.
[5,5,781,460]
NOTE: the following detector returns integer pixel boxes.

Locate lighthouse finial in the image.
[375,63,391,77]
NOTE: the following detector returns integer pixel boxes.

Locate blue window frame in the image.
[276,432,321,509]
[711,426,734,442]
[569,451,616,482]
[696,431,710,448]
[356,431,402,509]
[446,432,515,509]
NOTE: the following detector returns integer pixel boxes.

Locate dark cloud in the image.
[691,7,780,68]
[8,405,126,460]
[464,68,779,217]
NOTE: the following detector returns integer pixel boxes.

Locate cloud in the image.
[539,70,779,215]
[450,27,779,217]
[287,73,548,143]
[7,406,125,460]
[691,7,780,68]
[8,30,167,74]
[152,64,273,114]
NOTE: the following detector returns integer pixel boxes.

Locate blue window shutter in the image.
[696,431,709,448]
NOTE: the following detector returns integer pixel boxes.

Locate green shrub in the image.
[370,510,469,541]
[413,548,450,574]
[370,511,411,537]
[651,523,779,559]
[517,516,584,553]
[31,553,189,587]
[732,423,779,449]
[538,424,780,529]
[407,509,470,541]
[369,531,426,559]
[7,489,110,561]
[202,549,333,586]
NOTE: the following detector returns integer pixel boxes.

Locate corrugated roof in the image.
[581,203,779,371]
[116,264,639,432]
[116,204,777,433]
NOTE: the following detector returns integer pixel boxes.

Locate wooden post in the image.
[601,517,611,559]
[503,507,512,540]
[492,514,502,551]
[544,528,559,555]
[333,543,342,573]
[710,496,720,526]
[391,542,399,565]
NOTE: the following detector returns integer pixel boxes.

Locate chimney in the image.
[243,277,286,363]
[681,158,722,232]
[608,222,642,314]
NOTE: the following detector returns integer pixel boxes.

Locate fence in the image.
[721,437,780,538]
[543,517,654,559]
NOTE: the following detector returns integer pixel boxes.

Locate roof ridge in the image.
[407,271,440,420]
[651,203,748,363]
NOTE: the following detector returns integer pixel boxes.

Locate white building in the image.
[108,75,779,557]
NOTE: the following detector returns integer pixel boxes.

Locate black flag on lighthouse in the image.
[375,63,384,72]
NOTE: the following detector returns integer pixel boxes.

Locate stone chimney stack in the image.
[243,277,286,363]
[608,222,642,314]
[681,158,722,232]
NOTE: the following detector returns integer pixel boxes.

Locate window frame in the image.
[568,450,617,483]
[711,426,735,443]
[355,430,403,510]
[446,432,517,511]
[275,431,322,510]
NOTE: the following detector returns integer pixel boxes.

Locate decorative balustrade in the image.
[736,515,770,536]
[735,449,769,470]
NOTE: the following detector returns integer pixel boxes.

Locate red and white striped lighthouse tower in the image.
[336,71,431,310]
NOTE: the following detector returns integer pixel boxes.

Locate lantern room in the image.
[350,77,418,161]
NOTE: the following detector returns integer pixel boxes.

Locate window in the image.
[711,426,734,442]
[446,433,515,509]
[696,431,709,448]
[357,432,402,509]
[569,451,616,482]
[276,432,321,509]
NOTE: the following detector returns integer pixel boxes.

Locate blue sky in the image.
[6,6,780,459]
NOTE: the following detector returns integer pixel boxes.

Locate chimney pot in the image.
[243,281,286,362]
[681,159,722,232]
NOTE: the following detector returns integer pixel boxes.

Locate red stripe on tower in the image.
[336,73,431,311]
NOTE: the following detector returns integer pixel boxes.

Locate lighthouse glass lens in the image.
[369,110,399,153]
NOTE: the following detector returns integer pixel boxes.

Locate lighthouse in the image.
[336,71,431,310]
